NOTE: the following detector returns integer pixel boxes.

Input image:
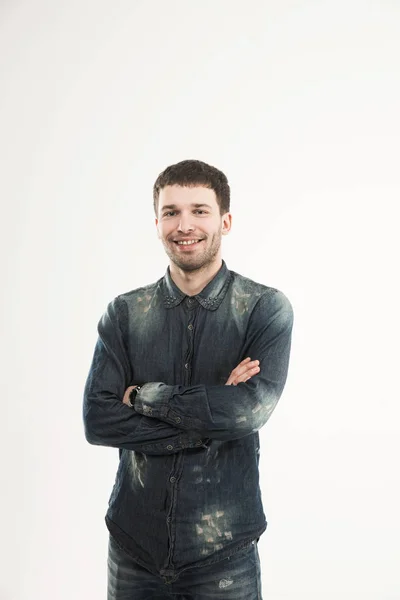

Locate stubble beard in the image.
[164,233,222,273]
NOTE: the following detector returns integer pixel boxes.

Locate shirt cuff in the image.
[134,382,171,418]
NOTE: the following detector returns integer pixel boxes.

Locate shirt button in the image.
[188,324,193,331]
[188,298,193,304]
[167,516,171,523]
[175,417,181,424]
[166,445,173,450]
[170,476,176,483]
[185,363,189,369]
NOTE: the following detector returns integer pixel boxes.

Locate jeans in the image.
[107,534,263,599]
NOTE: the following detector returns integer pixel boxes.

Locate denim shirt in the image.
[83,260,294,579]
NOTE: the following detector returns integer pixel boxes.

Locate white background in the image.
[1,1,399,598]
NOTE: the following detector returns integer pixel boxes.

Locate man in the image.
[83,159,294,599]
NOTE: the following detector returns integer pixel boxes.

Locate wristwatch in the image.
[127,385,141,408]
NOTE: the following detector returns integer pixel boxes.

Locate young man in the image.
[83,159,294,599]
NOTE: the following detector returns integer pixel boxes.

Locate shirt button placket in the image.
[184,296,195,383]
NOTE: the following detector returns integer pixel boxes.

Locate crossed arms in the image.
[83,291,293,455]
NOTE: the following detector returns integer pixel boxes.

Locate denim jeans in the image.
[107,534,263,599]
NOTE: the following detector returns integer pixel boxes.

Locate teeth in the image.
[177,240,200,245]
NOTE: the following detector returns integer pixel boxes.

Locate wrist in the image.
[127,385,142,408]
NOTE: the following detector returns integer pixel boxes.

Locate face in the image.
[155,185,231,272]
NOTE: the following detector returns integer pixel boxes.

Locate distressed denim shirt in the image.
[83,260,294,579]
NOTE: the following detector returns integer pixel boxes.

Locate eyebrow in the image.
[161,203,213,211]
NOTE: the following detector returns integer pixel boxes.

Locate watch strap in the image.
[127,385,141,408]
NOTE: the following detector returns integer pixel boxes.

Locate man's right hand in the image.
[225,357,260,386]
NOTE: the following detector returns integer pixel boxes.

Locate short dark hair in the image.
[153,159,230,216]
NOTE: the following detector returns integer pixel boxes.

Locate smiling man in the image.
[156,183,231,295]
[83,159,294,599]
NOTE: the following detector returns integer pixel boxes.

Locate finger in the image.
[234,360,259,377]
[226,360,259,385]
[235,360,259,373]
[236,366,260,384]
[230,358,251,374]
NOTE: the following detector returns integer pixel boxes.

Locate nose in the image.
[177,213,195,233]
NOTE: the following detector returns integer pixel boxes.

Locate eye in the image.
[163,211,176,217]
[194,210,207,214]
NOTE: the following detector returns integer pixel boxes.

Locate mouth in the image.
[173,239,204,250]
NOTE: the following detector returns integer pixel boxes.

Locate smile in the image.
[176,239,201,245]
[173,239,204,248]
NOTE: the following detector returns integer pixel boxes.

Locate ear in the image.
[155,218,160,238]
[221,213,232,235]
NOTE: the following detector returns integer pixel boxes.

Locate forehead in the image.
[158,185,218,209]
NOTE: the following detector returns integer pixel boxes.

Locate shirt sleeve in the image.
[82,297,206,455]
[133,289,294,441]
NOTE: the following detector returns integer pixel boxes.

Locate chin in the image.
[176,256,217,272]
[173,259,202,272]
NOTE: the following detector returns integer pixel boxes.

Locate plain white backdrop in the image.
[1,1,399,598]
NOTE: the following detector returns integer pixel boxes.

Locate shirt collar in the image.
[161,260,232,311]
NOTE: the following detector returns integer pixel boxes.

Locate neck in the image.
[169,258,223,296]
